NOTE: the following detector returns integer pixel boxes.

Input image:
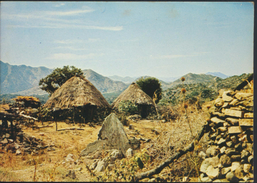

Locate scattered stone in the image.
[225,148,238,156]
[225,118,239,125]
[220,154,231,167]
[222,108,243,118]
[110,149,123,162]
[231,162,241,172]
[239,118,253,127]
[226,141,233,148]
[209,156,220,167]
[65,154,75,163]
[231,155,241,162]
[16,149,22,155]
[220,146,226,154]
[247,155,253,164]
[206,165,220,179]
[228,126,242,134]
[211,117,226,124]
[94,159,108,172]
[234,143,242,151]
[243,164,252,173]
[226,172,238,182]
[221,167,231,175]
[199,173,212,182]
[198,151,206,159]
[126,148,133,158]
[200,158,211,173]
[234,165,244,179]
[206,146,219,157]
[217,138,226,147]
[241,149,250,159]
[243,112,253,118]
[1,138,8,144]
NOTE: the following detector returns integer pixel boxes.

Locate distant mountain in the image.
[0,61,53,94]
[162,73,218,90]
[206,72,228,79]
[0,61,128,95]
[108,75,136,84]
[83,69,128,93]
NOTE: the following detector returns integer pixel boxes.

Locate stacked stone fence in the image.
[198,88,253,182]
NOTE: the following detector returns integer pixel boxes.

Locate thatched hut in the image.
[13,96,40,108]
[43,76,111,122]
[112,82,156,118]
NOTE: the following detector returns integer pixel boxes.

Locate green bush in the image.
[118,100,138,115]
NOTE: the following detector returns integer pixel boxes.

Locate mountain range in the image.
[0,60,231,96]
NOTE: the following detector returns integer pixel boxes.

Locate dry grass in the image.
[0,102,210,182]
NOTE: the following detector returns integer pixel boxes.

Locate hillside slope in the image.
[83,69,128,93]
[0,61,53,94]
[160,73,252,106]
[162,73,217,90]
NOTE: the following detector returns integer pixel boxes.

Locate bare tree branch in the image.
[133,124,209,181]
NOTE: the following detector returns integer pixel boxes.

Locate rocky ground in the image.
[0,104,208,182]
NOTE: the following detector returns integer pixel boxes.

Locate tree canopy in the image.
[39,65,84,95]
[136,77,162,104]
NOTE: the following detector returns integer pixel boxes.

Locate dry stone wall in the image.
[198,88,253,182]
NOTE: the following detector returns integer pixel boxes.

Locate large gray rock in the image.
[80,113,131,156]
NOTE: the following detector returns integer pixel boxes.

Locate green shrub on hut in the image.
[118,100,138,115]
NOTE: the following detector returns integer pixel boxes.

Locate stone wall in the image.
[198,88,253,182]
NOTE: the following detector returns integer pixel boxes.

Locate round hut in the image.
[111,82,156,118]
[43,75,111,122]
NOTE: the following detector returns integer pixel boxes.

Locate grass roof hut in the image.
[43,76,111,122]
[112,82,156,118]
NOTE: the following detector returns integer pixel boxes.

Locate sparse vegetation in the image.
[0,72,253,182]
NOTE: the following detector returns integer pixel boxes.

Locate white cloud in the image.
[54,3,65,7]
[2,7,123,31]
[45,9,94,16]
[47,53,103,60]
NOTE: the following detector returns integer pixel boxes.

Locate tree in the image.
[39,65,84,95]
[136,77,162,104]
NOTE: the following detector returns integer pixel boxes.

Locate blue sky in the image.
[1,1,254,78]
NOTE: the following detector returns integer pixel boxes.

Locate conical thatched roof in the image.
[112,82,155,109]
[43,76,110,110]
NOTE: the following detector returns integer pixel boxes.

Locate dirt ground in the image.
[0,106,209,182]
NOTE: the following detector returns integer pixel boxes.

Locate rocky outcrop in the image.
[198,88,253,182]
[80,113,139,157]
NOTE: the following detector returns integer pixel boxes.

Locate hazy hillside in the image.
[83,69,128,93]
[0,61,53,94]
[160,73,252,106]
[162,73,218,90]
[108,75,136,84]
[206,72,229,79]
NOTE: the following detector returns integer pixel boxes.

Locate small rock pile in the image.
[198,88,253,182]
[0,123,48,155]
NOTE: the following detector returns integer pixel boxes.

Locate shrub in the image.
[118,100,138,115]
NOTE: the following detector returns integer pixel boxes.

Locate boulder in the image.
[81,113,131,156]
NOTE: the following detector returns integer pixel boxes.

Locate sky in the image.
[1,1,254,78]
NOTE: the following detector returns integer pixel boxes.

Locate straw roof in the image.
[112,82,155,109]
[43,76,110,110]
[13,96,40,102]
